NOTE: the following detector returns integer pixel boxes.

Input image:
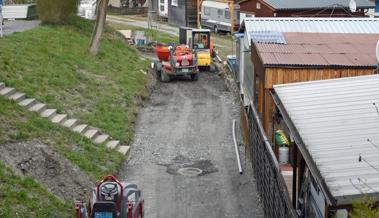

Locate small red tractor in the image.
[152,44,199,82]
[75,175,144,218]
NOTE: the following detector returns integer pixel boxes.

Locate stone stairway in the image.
[0,82,130,156]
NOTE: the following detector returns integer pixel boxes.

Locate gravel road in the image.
[1,20,40,36]
[119,73,264,218]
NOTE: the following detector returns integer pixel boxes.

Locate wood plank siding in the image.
[168,0,197,27]
[261,68,375,134]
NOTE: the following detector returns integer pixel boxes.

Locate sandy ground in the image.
[1,20,40,36]
[0,140,93,201]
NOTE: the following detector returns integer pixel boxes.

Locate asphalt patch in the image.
[160,155,218,177]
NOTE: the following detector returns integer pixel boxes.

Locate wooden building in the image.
[249,32,378,141]
[168,0,197,27]
[238,0,373,17]
[272,75,379,218]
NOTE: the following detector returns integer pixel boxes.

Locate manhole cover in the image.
[177,167,203,177]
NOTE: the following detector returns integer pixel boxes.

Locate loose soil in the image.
[0,140,93,201]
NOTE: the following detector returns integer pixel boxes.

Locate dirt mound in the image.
[0,140,93,201]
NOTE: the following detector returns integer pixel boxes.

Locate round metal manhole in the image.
[177,167,203,177]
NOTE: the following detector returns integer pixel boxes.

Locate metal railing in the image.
[247,105,298,218]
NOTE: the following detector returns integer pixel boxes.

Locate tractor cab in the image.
[192,29,211,50]
[179,27,213,70]
[191,29,212,69]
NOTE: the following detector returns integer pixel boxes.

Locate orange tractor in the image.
[152,44,199,82]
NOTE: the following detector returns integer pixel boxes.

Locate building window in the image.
[217,9,223,16]
[171,0,178,7]
[204,7,211,16]
[160,5,164,11]
[256,2,261,9]
[274,12,277,17]
[160,0,164,3]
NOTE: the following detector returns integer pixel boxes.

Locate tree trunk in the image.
[89,0,109,55]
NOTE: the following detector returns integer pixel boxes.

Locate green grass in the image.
[0,16,149,144]
[0,96,124,180]
[0,162,72,218]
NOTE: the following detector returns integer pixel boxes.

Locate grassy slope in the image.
[0,96,123,180]
[0,17,149,144]
[0,17,149,217]
[0,162,72,218]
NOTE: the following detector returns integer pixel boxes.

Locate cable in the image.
[373,103,379,115]
[359,154,379,174]
[367,138,379,151]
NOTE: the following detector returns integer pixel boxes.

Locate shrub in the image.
[36,0,79,23]
[350,196,379,218]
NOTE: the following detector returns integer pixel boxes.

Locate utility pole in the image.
[228,0,234,33]
[197,0,202,28]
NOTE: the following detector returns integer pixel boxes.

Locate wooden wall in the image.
[168,0,197,27]
[239,0,274,17]
[261,67,375,137]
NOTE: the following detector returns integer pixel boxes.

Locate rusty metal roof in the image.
[255,32,379,68]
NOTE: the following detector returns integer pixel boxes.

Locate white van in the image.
[201,1,240,33]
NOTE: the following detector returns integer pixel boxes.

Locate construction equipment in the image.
[191,29,213,70]
[75,175,144,218]
[180,27,214,70]
[152,43,199,82]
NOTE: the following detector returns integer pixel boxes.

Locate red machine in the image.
[75,175,144,218]
[152,44,199,82]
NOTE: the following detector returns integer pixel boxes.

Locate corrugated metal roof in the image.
[273,74,379,205]
[254,32,379,68]
[250,31,287,44]
[263,0,374,10]
[240,17,379,46]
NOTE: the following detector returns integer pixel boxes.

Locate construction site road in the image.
[118,72,264,218]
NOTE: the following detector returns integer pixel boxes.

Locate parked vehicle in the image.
[75,175,144,218]
[201,0,240,33]
[179,27,217,70]
[152,44,198,82]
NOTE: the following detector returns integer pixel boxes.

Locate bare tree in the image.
[89,0,109,55]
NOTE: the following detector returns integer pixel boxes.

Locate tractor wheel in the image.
[161,69,170,83]
[190,73,199,81]
[153,61,161,80]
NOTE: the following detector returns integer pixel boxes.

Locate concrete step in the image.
[51,114,67,124]
[0,87,16,97]
[29,103,47,113]
[106,140,120,149]
[40,109,57,119]
[18,98,37,108]
[0,82,5,90]
[62,119,78,128]
[117,145,130,156]
[73,124,89,134]
[8,92,26,103]
[83,128,99,140]
[94,134,109,144]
